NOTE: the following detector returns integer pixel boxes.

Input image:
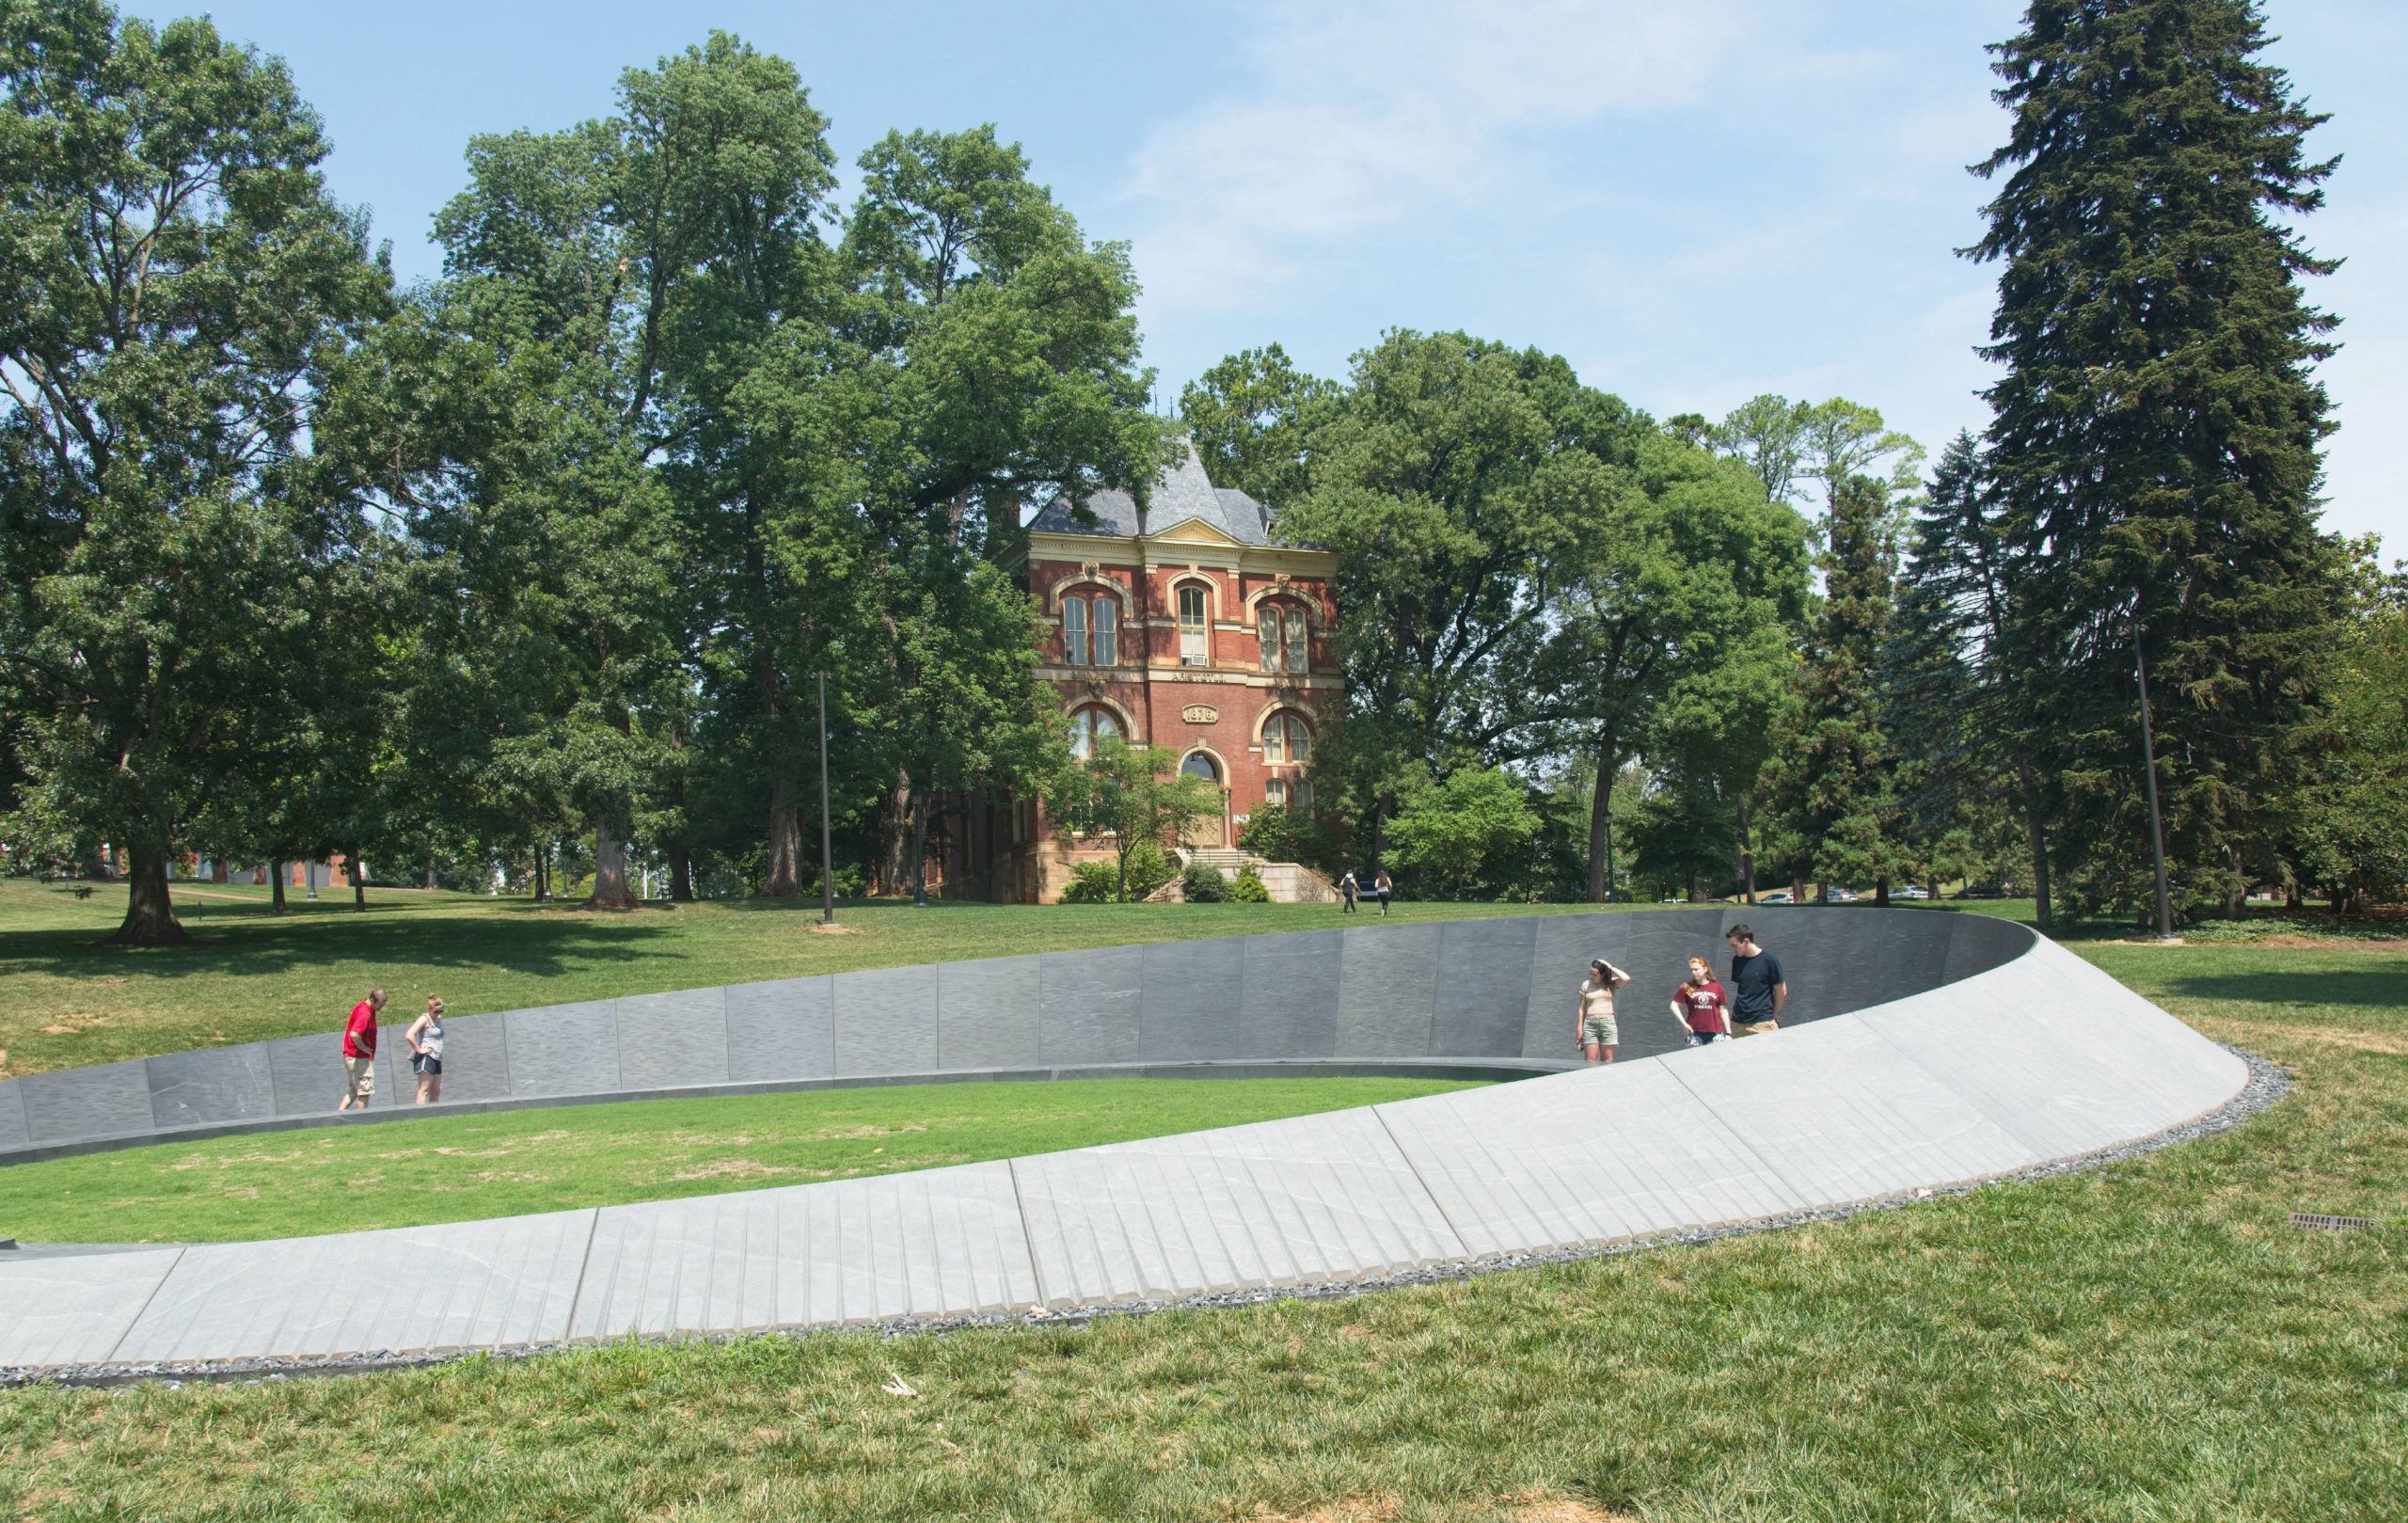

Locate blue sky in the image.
[128,0,2406,550]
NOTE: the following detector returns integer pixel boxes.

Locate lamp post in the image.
[2132,617,2177,941]
[816,670,835,927]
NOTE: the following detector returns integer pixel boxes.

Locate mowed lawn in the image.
[0,879,1599,1079]
[0,1076,1481,1245]
[1,936,2402,1521]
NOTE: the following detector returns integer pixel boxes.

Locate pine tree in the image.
[1970,0,2342,918]
[1883,432,2056,923]
[1766,473,1907,902]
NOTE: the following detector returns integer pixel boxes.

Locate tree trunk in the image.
[1792,871,1807,901]
[591,818,636,909]
[910,790,931,903]
[425,853,436,891]
[105,843,192,946]
[212,859,230,884]
[1583,724,1619,903]
[764,766,806,896]
[670,842,694,902]
[1874,875,1890,908]
[534,843,548,902]
[270,863,288,914]
[352,848,367,912]
[1735,792,1757,902]
[879,768,914,896]
[2014,759,2052,929]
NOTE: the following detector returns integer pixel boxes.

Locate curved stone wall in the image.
[0,912,2251,1372]
[0,907,2031,1164]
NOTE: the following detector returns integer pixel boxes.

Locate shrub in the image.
[1057,840,1179,903]
[1123,839,1178,899]
[1231,865,1270,903]
[1058,862,1122,903]
[1180,862,1231,903]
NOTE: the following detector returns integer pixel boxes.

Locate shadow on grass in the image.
[2155,966,2408,1015]
[0,896,685,983]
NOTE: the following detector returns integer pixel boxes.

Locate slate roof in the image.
[1029,438,1275,546]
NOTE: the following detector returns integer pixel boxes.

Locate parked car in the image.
[1893,885,1932,900]
[1830,887,1861,902]
[1755,890,1795,905]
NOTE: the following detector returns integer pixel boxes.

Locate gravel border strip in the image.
[3,1045,2290,1391]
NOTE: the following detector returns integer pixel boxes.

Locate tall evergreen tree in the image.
[1764,473,1907,902]
[1971,0,2342,918]
[1883,432,2056,924]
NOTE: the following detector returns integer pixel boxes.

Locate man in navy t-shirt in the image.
[1724,925,1787,1037]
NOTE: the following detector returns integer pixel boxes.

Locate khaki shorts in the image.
[1733,1019,1780,1038]
[344,1053,376,1101]
[1582,1014,1619,1048]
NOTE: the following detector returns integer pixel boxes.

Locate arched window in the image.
[1257,601,1309,674]
[1061,593,1118,666]
[1068,706,1121,760]
[1178,583,1209,665]
[1180,751,1221,784]
[1261,712,1313,765]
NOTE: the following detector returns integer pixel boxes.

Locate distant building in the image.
[988,441,1341,902]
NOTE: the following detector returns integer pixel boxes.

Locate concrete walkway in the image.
[0,928,2245,1373]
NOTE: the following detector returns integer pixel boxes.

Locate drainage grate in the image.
[2290,1212,2376,1232]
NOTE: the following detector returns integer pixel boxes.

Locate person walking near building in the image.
[339,988,385,1110]
[1724,926,1787,1037]
[1671,956,1730,1046]
[405,995,446,1105]
[1339,869,1360,912]
[1575,957,1632,1064]
[1373,868,1394,918]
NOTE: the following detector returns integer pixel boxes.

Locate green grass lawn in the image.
[0,1076,1480,1245]
[1,937,2402,1520]
[0,878,1599,1080]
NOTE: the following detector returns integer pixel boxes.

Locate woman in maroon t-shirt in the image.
[1671,956,1730,1047]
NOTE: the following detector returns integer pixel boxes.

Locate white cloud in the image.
[1123,0,1756,310]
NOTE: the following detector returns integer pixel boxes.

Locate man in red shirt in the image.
[339,988,385,1110]
[1671,957,1730,1047]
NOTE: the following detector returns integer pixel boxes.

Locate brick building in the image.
[990,441,1341,902]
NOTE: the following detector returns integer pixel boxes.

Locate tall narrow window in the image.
[1258,606,1281,672]
[1179,584,1209,665]
[1291,779,1314,813]
[1285,609,1308,674]
[1091,597,1117,666]
[1062,596,1087,666]
[1265,778,1287,807]
[1069,706,1120,760]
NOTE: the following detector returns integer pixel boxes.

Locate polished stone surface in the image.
[0,919,2256,1371]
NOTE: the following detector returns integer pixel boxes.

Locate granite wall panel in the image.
[429,1011,512,1102]
[1237,930,1343,1059]
[1140,938,1247,1061]
[1332,922,1440,1057]
[0,1078,28,1150]
[266,1033,345,1118]
[146,1046,276,1130]
[1038,945,1144,1065]
[614,989,731,1092]
[1873,910,1954,1007]
[21,1059,154,1143]
[937,957,1041,1071]
[1805,910,1887,1023]
[1431,918,1538,1058]
[832,965,939,1077]
[723,977,834,1083]
[504,1002,621,1098]
[1520,914,1624,1057]
[1944,912,2029,986]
